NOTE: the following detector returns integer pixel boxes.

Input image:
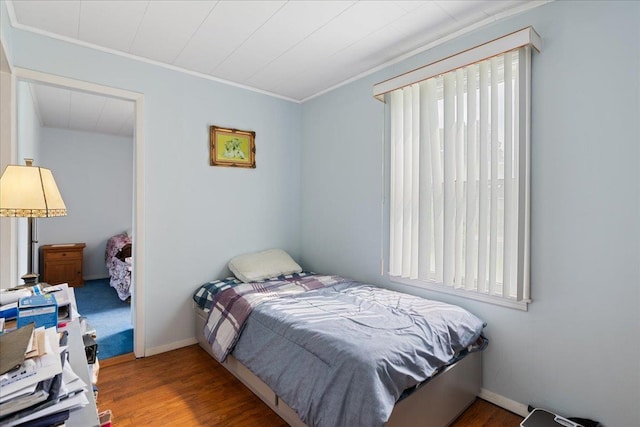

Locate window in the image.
[374,28,541,309]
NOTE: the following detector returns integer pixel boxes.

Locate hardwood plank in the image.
[451,398,523,426]
[98,345,522,426]
[100,352,135,368]
[98,345,287,427]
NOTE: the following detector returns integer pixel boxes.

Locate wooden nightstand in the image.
[39,243,86,287]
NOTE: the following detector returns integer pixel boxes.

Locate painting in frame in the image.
[209,125,256,168]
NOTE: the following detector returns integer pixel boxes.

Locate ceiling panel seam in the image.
[243,1,358,84]
[270,3,428,94]
[208,1,288,74]
[92,96,108,132]
[75,0,82,38]
[66,91,71,129]
[170,0,220,65]
[126,1,151,53]
[27,83,44,127]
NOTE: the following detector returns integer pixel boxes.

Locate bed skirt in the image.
[194,304,481,427]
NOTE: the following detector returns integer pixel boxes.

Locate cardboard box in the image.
[17,294,58,329]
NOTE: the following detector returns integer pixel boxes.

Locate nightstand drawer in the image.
[45,250,83,261]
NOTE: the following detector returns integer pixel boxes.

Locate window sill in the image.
[390,276,529,311]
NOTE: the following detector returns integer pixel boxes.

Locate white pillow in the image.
[228,249,302,283]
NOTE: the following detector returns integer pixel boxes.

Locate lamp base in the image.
[21,272,39,285]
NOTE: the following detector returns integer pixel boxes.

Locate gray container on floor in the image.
[521,409,583,427]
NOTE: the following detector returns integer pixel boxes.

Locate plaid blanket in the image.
[193,272,313,312]
[204,274,343,362]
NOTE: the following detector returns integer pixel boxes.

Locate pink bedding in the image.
[105,233,132,301]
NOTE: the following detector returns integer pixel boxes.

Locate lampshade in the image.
[0,161,67,218]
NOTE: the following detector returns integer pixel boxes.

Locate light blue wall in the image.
[301,1,639,426]
[16,81,39,161]
[0,0,13,289]
[4,1,640,424]
[37,127,134,280]
[9,29,302,351]
[15,81,41,283]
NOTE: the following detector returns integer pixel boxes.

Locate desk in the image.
[60,320,100,427]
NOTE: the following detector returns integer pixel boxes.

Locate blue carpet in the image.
[73,278,133,359]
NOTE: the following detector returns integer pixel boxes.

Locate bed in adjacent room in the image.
[105,232,132,301]
[193,249,486,427]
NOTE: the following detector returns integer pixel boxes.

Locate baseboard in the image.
[479,388,529,417]
[145,337,198,357]
[83,274,110,281]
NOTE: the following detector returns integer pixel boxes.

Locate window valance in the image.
[373,27,541,102]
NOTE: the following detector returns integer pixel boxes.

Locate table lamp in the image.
[0,159,67,285]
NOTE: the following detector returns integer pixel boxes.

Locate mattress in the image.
[194,274,487,427]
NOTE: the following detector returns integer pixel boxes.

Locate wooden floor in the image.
[98,345,523,426]
[450,399,523,427]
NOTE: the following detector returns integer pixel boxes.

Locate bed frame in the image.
[194,305,481,427]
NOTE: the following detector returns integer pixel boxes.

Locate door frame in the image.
[0,40,17,289]
[9,67,146,358]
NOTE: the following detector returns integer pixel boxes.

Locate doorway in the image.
[9,68,146,357]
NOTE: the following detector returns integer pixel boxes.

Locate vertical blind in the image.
[389,47,531,302]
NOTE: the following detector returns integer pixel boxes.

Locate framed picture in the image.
[209,125,256,168]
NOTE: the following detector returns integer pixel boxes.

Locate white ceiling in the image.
[7,0,545,102]
[28,83,134,137]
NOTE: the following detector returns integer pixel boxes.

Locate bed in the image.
[105,232,132,301]
[193,249,486,427]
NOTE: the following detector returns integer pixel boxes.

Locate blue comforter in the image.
[231,278,485,427]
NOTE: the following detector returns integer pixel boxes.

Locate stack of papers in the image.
[0,324,89,426]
